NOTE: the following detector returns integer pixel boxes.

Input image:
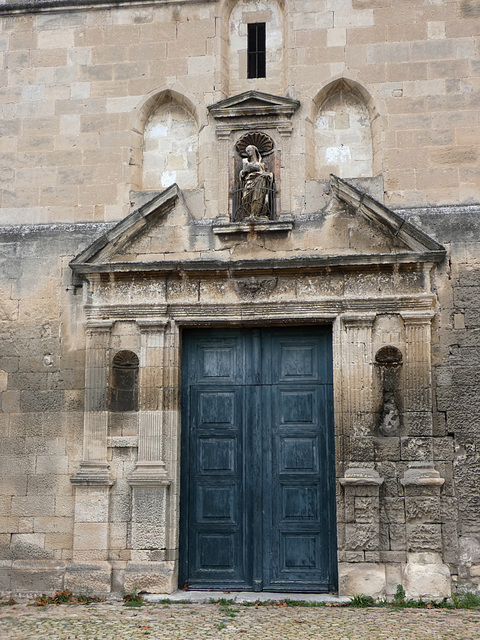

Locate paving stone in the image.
[1,600,480,640]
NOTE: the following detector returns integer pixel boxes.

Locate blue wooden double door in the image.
[180,326,337,592]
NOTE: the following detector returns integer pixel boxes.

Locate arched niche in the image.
[309,79,380,180]
[223,0,285,95]
[143,100,199,191]
[130,90,200,193]
[110,350,139,413]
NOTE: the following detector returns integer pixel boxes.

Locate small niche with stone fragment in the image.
[375,345,403,437]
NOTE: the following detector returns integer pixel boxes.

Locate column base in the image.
[124,560,176,594]
[339,562,386,599]
[402,552,451,600]
[65,561,113,594]
[71,461,114,486]
[128,462,171,486]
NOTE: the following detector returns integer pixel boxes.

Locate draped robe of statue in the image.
[239,145,274,219]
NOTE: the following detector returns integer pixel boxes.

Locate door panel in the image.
[180,327,337,592]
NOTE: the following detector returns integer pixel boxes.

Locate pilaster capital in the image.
[341,313,376,329]
[136,318,169,332]
[401,311,435,326]
[277,123,293,137]
[85,319,113,334]
[215,128,231,140]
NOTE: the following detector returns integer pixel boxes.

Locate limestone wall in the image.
[0,0,479,226]
[0,224,99,591]
[1,207,479,597]
[401,206,480,595]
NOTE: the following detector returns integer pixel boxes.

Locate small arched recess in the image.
[310,79,380,180]
[223,0,285,95]
[135,91,200,192]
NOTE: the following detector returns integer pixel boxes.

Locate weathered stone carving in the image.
[375,346,403,437]
[234,133,275,221]
[234,276,278,300]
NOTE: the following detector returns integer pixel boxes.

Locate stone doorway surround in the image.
[67,177,449,598]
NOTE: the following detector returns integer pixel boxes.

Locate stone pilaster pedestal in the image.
[125,319,174,593]
[339,466,386,597]
[123,488,175,591]
[124,475,174,593]
[401,462,451,599]
[67,320,115,593]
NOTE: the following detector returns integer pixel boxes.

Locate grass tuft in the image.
[33,589,103,607]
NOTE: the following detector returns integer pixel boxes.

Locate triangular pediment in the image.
[70,183,181,269]
[208,90,300,119]
[70,179,445,277]
[329,175,446,256]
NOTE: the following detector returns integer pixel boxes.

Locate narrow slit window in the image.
[247,22,266,79]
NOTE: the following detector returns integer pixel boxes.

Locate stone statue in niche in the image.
[375,346,403,437]
[234,132,275,221]
[240,145,273,218]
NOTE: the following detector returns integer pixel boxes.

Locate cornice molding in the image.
[0,0,215,16]
[208,90,300,120]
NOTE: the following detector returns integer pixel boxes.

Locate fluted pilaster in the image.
[72,319,113,484]
[401,311,435,436]
[129,318,170,483]
[342,314,376,438]
[277,125,293,215]
[216,129,231,220]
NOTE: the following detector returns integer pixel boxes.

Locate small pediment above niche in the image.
[208,90,300,120]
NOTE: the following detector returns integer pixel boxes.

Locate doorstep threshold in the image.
[144,590,350,604]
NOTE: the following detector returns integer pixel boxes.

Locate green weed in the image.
[34,589,103,606]
[123,586,144,607]
[350,594,375,607]
[452,591,480,609]
[393,584,406,606]
[350,585,480,611]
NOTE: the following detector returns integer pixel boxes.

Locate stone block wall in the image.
[0,0,479,597]
[0,0,479,226]
[401,206,480,594]
[0,224,102,590]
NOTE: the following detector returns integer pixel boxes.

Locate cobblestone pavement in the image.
[1,601,480,640]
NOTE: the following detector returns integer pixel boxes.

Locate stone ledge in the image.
[401,462,445,487]
[0,0,216,16]
[339,466,384,486]
[145,590,351,604]
[213,219,294,235]
[107,436,139,448]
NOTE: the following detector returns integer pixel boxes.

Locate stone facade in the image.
[0,0,479,599]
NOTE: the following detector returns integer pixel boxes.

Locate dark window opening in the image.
[110,350,139,412]
[247,22,266,79]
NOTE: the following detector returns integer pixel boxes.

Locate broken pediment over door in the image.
[70,176,445,278]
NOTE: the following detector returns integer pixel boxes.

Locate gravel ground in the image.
[1,601,480,640]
